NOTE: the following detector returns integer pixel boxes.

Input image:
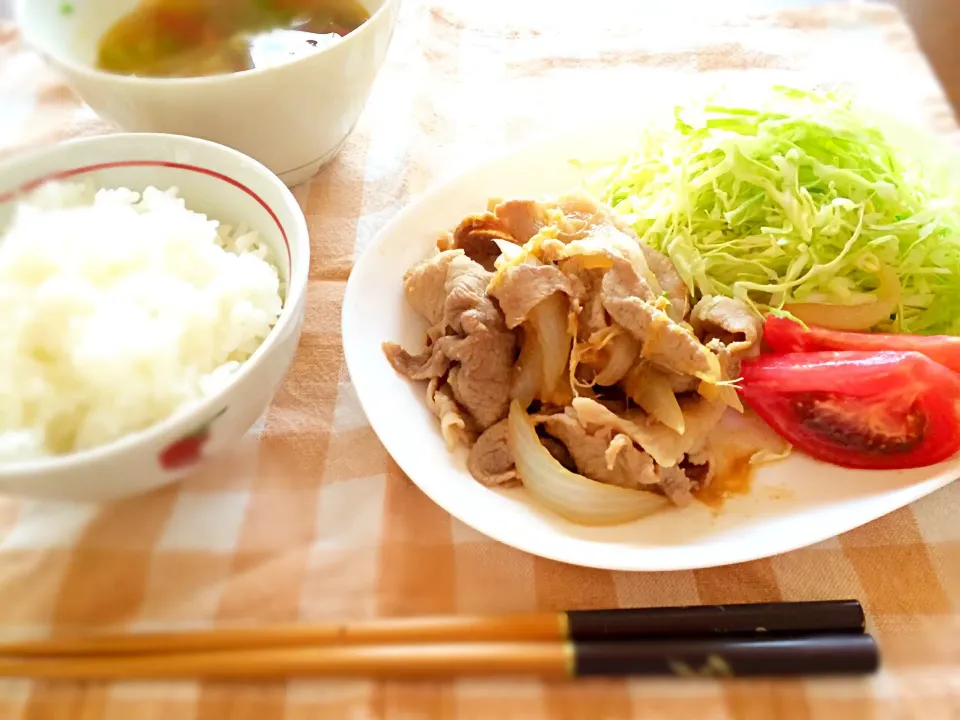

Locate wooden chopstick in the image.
[0,636,880,680]
[0,600,865,658]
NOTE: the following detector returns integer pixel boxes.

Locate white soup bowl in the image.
[16,0,401,186]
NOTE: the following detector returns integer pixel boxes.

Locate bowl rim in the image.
[14,0,400,87]
[0,132,311,477]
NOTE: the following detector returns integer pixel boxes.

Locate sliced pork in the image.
[390,251,516,434]
[490,263,575,329]
[537,412,659,490]
[449,213,519,272]
[468,420,518,487]
[403,250,461,328]
[571,396,726,468]
[426,378,473,450]
[567,267,608,340]
[690,295,763,386]
[492,199,548,243]
[657,465,695,507]
[384,191,768,515]
[605,434,661,488]
[638,244,690,321]
[556,192,690,321]
[445,331,516,430]
[691,296,762,355]
[382,335,455,381]
[601,260,720,381]
[442,254,505,335]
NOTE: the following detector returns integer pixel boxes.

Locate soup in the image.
[96,0,371,78]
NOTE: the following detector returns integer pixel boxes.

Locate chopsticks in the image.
[0,600,878,680]
[1,600,866,657]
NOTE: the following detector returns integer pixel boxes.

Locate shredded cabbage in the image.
[586,87,960,335]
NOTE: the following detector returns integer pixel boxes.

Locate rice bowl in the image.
[0,133,309,501]
[0,180,284,461]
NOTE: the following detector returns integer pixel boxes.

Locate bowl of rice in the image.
[0,133,309,501]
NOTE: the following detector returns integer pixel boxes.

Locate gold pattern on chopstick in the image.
[668,655,735,678]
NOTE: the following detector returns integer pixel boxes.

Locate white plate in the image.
[342,101,960,571]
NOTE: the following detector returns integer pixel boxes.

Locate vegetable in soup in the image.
[96,0,371,77]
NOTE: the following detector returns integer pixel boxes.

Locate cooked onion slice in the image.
[698,379,744,413]
[559,230,662,293]
[508,401,669,525]
[529,292,572,404]
[624,363,686,434]
[492,238,524,271]
[594,332,639,386]
[512,327,543,408]
[573,327,635,388]
[784,266,900,331]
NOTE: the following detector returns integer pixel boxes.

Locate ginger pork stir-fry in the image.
[383,191,766,523]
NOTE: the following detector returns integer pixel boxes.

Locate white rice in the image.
[0,181,284,461]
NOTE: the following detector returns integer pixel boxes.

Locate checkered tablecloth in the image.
[1,1,959,717]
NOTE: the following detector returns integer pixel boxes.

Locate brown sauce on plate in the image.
[694,452,755,509]
[693,407,791,509]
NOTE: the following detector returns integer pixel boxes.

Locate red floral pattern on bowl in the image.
[158,407,228,471]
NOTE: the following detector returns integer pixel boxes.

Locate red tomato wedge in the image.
[738,351,960,470]
[764,316,960,374]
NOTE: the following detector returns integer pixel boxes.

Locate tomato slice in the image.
[738,350,960,469]
[764,316,960,374]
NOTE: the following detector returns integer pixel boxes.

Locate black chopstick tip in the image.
[567,600,867,641]
[572,634,880,678]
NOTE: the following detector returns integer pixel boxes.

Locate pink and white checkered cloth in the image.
[0,1,958,717]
